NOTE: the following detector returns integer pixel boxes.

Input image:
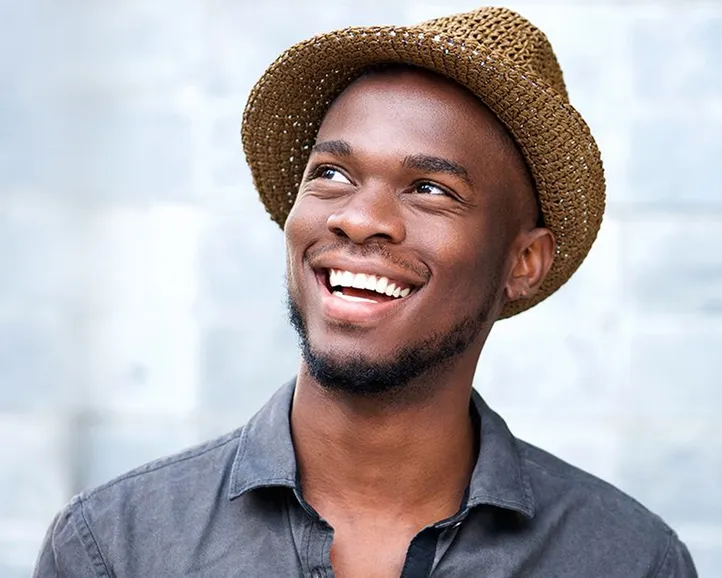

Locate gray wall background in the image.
[1,0,721,575]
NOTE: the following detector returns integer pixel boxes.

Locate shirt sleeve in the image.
[652,532,698,578]
[32,498,111,578]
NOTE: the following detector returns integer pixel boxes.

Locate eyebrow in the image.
[402,154,473,186]
[311,141,473,186]
[311,140,352,156]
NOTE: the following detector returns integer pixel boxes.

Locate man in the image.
[35,6,697,577]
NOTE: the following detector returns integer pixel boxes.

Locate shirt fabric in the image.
[34,380,698,577]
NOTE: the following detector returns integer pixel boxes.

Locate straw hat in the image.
[241,6,605,318]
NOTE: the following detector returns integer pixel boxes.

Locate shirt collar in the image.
[466,389,536,519]
[229,380,536,520]
[228,380,298,498]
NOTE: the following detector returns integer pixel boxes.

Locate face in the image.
[285,69,544,398]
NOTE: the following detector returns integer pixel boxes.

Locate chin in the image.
[288,286,493,398]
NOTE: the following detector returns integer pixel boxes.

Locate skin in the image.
[284,68,555,578]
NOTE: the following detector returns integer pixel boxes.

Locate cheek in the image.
[285,196,327,245]
[427,227,508,302]
[284,198,328,290]
[430,223,479,271]
[283,206,307,290]
[284,199,306,243]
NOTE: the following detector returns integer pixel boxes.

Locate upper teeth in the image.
[329,270,411,298]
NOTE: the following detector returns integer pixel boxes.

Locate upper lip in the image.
[310,254,426,290]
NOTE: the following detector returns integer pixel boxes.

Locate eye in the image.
[415,181,449,196]
[316,166,351,184]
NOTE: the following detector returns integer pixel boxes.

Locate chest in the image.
[328,523,418,578]
[105,492,639,578]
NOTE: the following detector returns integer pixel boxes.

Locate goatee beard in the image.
[286,289,497,399]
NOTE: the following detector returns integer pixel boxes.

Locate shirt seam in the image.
[233,476,297,494]
[228,423,250,497]
[516,442,536,512]
[76,497,112,578]
[466,493,531,513]
[322,528,333,578]
[649,529,674,578]
[304,518,314,577]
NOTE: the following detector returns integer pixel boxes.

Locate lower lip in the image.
[315,271,412,325]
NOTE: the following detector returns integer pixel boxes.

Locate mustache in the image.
[305,241,430,282]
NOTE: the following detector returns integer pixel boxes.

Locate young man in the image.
[34,6,697,577]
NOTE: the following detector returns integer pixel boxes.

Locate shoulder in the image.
[80,426,243,505]
[34,425,275,576]
[66,427,244,549]
[520,439,661,527]
[518,440,697,576]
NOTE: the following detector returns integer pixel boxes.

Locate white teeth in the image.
[327,269,413,299]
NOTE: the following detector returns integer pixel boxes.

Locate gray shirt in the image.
[34,381,697,577]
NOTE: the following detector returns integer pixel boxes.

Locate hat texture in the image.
[242,6,606,318]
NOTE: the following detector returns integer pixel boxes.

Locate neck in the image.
[291,361,478,527]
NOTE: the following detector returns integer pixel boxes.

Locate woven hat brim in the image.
[242,25,605,319]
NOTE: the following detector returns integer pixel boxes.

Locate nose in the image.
[326,183,406,244]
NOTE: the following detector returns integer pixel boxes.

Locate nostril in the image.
[327,208,405,244]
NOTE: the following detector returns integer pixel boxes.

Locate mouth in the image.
[322,268,416,303]
[309,258,423,326]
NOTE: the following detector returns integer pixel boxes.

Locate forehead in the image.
[315,69,510,175]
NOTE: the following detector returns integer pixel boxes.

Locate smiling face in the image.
[285,67,551,398]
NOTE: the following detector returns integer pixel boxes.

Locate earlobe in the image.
[505,228,555,302]
[504,261,531,302]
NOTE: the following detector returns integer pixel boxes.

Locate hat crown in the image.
[422,6,568,100]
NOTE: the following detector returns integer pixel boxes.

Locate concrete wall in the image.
[1,1,720,575]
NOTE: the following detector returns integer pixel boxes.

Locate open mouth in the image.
[323,269,415,303]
